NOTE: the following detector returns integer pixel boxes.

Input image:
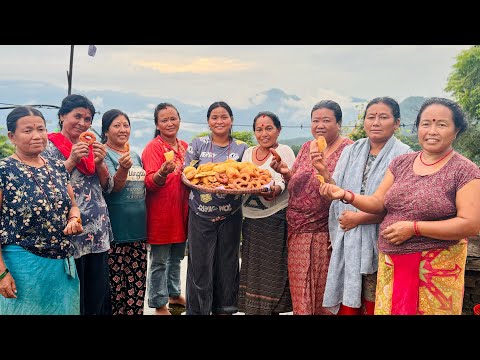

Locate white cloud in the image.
[0,45,472,110]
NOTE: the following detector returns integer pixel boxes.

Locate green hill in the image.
[281,137,311,147]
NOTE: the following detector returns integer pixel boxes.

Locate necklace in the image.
[324,134,340,158]
[255,143,278,162]
[15,152,57,209]
[159,136,177,147]
[419,149,454,166]
[209,135,231,162]
[106,143,127,152]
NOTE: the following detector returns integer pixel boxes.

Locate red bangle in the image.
[340,190,355,204]
[413,221,421,237]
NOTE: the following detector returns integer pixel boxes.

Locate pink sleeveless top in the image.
[380,152,480,254]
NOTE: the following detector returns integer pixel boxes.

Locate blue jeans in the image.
[147,242,186,308]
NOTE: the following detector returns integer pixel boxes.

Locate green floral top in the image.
[0,157,74,259]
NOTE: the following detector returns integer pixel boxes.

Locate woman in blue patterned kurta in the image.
[42,94,114,315]
[0,106,82,315]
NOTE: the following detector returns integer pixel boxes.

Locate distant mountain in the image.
[399,96,427,134]
[0,80,423,153]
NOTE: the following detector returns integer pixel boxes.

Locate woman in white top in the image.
[237,111,296,315]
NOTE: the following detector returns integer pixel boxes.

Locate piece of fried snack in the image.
[316,174,325,183]
[164,150,174,161]
[317,136,327,152]
[270,148,281,162]
[79,131,97,145]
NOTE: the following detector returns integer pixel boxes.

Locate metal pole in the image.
[67,45,74,95]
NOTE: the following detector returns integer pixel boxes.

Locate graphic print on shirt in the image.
[200,193,213,203]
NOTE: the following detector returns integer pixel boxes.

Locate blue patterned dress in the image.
[0,157,79,314]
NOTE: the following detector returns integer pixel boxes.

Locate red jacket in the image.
[142,136,189,244]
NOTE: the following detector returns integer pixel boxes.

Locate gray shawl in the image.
[322,136,412,313]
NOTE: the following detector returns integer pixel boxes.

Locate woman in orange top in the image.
[141,103,189,315]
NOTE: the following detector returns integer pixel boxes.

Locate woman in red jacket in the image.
[142,103,189,315]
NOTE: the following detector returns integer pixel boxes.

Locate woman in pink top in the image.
[142,103,189,315]
[320,97,480,315]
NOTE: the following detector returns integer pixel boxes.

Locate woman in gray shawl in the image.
[322,97,411,315]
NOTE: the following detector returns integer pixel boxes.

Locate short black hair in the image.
[253,111,282,131]
[7,106,46,132]
[57,94,96,130]
[415,97,468,137]
[362,96,401,121]
[311,100,343,125]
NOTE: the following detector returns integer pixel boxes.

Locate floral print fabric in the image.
[42,141,113,259]
[0,157,74,259]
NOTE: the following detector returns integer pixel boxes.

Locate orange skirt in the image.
[375,240,467,315]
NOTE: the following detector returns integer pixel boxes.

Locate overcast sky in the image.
[0,45,471,109]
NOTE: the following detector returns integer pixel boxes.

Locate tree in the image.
[445,45,480,165]
[347,104,367,141]
[195,130,257,147]
[0,130,14,159]
[290,144,301,156]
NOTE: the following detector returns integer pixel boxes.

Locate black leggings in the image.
[75,251,111,315]
[186,210,242,315]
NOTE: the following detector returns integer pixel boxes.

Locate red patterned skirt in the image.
[287,231,332,315]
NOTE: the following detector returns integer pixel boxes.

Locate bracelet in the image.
[340,190,355,204]
[413,221,421,237]
[157,171,167,179]
[68,216,82,224]
[0,268,9,281]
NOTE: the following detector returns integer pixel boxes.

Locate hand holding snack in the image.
[63,216,83,235]
[118,152,133,170]
[92,142,107,165]
[159,160,176,177]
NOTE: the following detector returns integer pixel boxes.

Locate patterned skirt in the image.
[238,209,292,315]
[375,239,467,315]
[108,241,148,315]
[287,230,332,315]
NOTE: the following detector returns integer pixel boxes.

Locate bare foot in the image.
[154,306,171,315]
[168,295,186,307]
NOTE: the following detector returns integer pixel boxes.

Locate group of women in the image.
[0,94,479,315]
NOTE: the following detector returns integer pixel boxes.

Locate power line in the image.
[0,104,416,130]
[127,116,416,129]
[0,103,60,110]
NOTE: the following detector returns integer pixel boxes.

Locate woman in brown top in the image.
[319,97,480,315]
